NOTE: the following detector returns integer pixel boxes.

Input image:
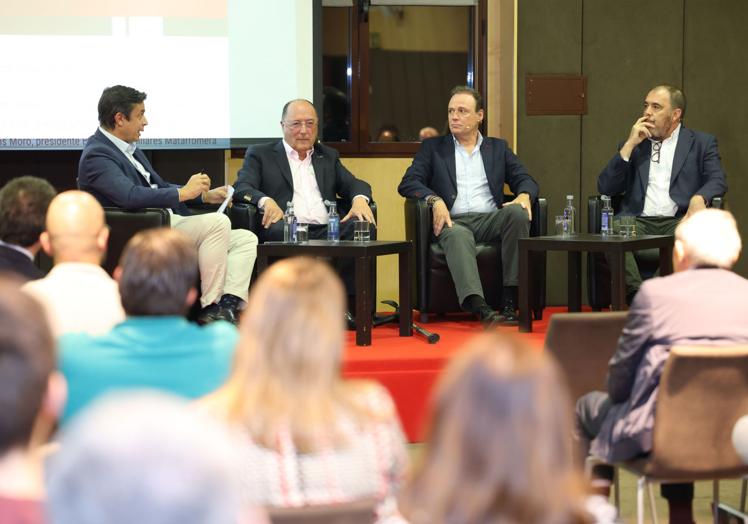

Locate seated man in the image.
[23,191,125,337]
[576,209,748,524]
[58,228,238,423]
[598,84,727,301]
[0,277,66,523]
[0,176,56,281]
[78,85,257,324]
[233,98,375,309]
[398,85,538,326]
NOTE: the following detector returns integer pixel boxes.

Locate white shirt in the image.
[450,133,498,216]
[282,140,329,224]
[22,262,125,338]
[642,124,680,217]
[99,126,157,188]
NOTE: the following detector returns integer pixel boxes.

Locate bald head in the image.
[674,209,741,271]
[41,191,108,264]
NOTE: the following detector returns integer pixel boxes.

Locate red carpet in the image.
[342,309,557,442]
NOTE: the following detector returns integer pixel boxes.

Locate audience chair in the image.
[544,311,627,402]
[266,498,377,524]
[587,196,723,310]
[612,345,748,524]
[404,195,547,323]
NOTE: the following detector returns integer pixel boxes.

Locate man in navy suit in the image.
[398,86,538,326]
[0,176,56,281]
[78,86,257,325]
[598,84,727,300]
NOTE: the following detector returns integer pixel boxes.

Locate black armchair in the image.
[404,196,547,323]
[586,195,723,309]
[102,207,170,275]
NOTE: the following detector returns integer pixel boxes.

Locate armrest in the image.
[186,202,221,215]
[227,202,259,233]
[711,196,724,209]
[588,196,602,233]
[531,197,547,236]
[103,207,171,275]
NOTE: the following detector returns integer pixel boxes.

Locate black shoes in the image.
[499,298,518,325]
[476,304,505,329]
[197,294,245,326]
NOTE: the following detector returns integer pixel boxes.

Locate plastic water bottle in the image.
[600,195,614,236]
[563,194,576,235]
[327,201,340,242]
[283,202,297,243]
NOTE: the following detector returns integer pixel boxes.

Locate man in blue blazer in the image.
[398,86,538,326]
[598,84,727,300]
[78,86,257,325]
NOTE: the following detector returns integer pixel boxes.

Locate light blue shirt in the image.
[450,133,498,216]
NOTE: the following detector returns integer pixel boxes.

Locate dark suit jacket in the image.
[0,244,42,281]
[590,268,748,462]
[233,141,372,212]
[598,126,727,217]
[397,135,539,207]
[77,129,192,215]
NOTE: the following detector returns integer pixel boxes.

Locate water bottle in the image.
[283,201,297,243]
[327,201,340,242]
[600,195,614,236]
[563,194,576,235]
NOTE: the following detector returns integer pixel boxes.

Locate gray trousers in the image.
[437,204,530,304]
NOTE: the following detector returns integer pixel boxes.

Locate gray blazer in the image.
[591,268,748,462]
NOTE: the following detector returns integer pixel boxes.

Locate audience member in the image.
[202,258,407,521]
[0,278,66,523]
[58,228,238,423]
[417,126,439,141]
[399,85,538,326]
[577,209,748,524]
[46,392,268,524]
[78,85,257,325]
[598,84,727,301]
[22,191,124,337]
[0,176,56,281]
[400,332,615,524]
[376,124,400,142]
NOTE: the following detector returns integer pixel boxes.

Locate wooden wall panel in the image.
[517,0,582,305]
[684,0,748,278]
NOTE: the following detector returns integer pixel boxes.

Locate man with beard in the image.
[597,84,726,300]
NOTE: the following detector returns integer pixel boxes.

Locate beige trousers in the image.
[170,213,257,307]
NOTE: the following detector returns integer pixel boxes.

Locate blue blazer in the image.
[598,126,727,217]
[233,140,372,211]
[397,135,538,207]
[78,129,192,215]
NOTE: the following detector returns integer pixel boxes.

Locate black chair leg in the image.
[533,308,543,321]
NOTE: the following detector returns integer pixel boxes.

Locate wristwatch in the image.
[426,195,443,207]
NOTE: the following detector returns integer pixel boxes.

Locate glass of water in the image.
[296,223,309,243]
[619,216,637,238]
[554,215,570,237]
[353,220,370,242]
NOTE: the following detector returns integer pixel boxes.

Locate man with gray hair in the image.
[576,209,748,523]
[46,392,267,524]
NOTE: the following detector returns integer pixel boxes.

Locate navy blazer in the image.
[598,126,727,217]
[233,140,372,211]
[397,135,538,208]
[78,129,192,215]
[0,244,42,281]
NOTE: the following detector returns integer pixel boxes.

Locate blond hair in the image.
[401,333,591,524]
[217,257,384,452]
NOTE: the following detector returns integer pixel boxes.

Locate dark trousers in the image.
[576,391,693,501]
[436,204,529,304]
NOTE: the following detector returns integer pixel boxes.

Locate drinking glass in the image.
[353,220,370,242]
[296,223,309,243]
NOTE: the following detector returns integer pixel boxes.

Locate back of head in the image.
[675,209,741,269]
[118,228,198,316]
[0,176,57,248]
[401,332,587,524]
[46,392,246,524]
[43,190,107,264]
[225,257,346,450]
[0,277,55,454]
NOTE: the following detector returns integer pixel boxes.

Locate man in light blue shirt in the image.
[399,86,538,325]
[58,228,238,424]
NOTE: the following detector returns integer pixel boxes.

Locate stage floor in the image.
[342,309,553,442]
